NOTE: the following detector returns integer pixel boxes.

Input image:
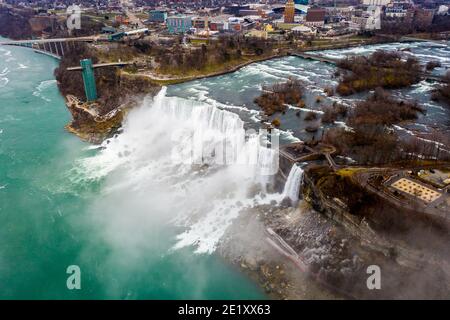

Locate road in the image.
[120,0,144,28]
[66,62,133,71]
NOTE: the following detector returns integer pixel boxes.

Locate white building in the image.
[437,5,449,15]
[351,6,381,31]
[365,6,381,30]
[385,7,408,18]
[362,0,391,6]
[292,25,315,35]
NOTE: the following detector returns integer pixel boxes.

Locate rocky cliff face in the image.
[300,166,450,298]
[63,73,161,143]
[65,96,125,144]
[53,43,161,143]
[0,7,34,40]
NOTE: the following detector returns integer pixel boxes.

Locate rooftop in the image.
[305,8,326,22]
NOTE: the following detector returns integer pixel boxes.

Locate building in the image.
[149,10,167,23]
[385,7,409,18]
[167,15,192,33]
[246,29,268,39]
[224,5,250,16]
[414,8,435,31]
[80,59,97,102]
[108,31,125,41]
[208,15,231,32]
[351,6,381,31]
[437,5,449,15]
[228,17,244,32]
[305,8,326,27]
[292,25,315,35]
[239,9,259,16]
[365,6,381,30]
[192,16,208,29]
[362,0,391,5]
[284,0,296,23]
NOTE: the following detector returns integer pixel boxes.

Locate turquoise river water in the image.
[0,37,265,299]
[1,36,448,299]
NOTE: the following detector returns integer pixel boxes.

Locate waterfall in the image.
[74,87,280,254]
[282,164,304,204]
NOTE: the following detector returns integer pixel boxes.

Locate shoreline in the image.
[4,33,449,299]
[56,36,398,142]
[129,38,394,86]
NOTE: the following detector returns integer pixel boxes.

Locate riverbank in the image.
[58,37,391,140]
[0,41,268,299]
[128,37,393,86]
[220,158,450,299]
[126,52,290,86]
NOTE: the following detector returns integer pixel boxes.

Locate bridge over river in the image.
[0,36,98,59]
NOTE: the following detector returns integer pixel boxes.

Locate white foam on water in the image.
[423,102,446,112]
[287,105,324,114]
[272,128,301,143]
[243,64,285,80]
[17,63,28,69]
[0,77,9,88]
[74,88,282,254]
[0,115,20,123]
[409,80,435,94]
[335,121,354,132]
[393,125,449,151]
[0,67,9,77]
[32,79,56,102]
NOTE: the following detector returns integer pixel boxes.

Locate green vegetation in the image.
[336,50,422,96]
[432,73,450,107]
[321,103,348,124]
[335,167,364,178]
[322,89,439,165]
[304,112,318,121]
[348,88,424,126]
[54,43,159,115]
[426,60,441,71]
[0,6,34,39]
[254,78,304,116]
[271,118,281,127]
[153,35,278,77]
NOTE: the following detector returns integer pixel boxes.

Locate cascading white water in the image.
[74,87,280,254]
[282,164,304,204]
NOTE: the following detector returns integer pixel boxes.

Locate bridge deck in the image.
[0,36,97,46]
[66,62,133,71]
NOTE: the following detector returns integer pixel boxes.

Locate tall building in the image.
[305,8,326,27]
[149,10,167,23]
[284,0,295,23]
[80,59,97,102]
[167,15,193,33]
[362,0,391,5]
